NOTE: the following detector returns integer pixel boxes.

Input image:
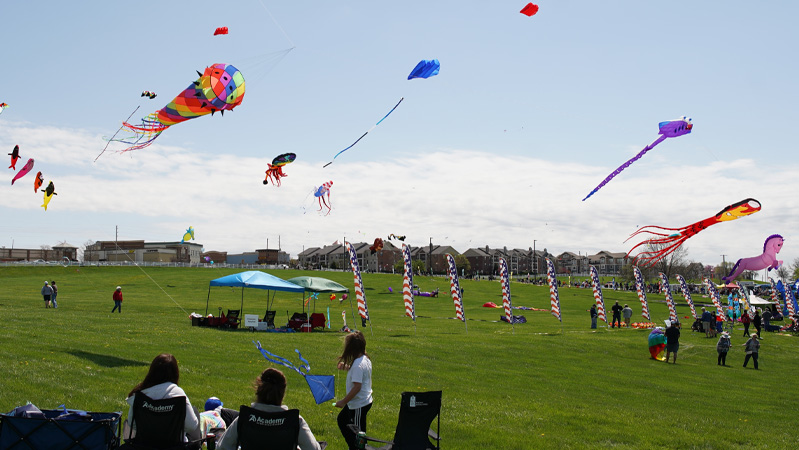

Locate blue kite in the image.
[254,341,335,404]
[408,59,440,80]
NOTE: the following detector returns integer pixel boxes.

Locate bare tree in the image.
[775,265,789,281]
[643,243,689,281]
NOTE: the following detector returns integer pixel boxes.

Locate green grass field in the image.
[1,265,797,449]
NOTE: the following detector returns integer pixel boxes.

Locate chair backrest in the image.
[264,310,277,327]
[227,310,241,320]
[127,392,186,449]
[392,391,442,450]
[236,405,300,450]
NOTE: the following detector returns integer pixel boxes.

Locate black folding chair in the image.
[236,406,300,450]
[263,310,277,329]
[121,393,205,450]
[350,391,442,450]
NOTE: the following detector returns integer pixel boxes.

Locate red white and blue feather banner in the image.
[499,258,513,323]
[785,281,797,317]
[633,266,651,320]
[446,254,465,322]
[769,278,784,316]
[401,244,415,320]
[703,277,725,318]
[659,273,677,322]
[345,241,369,321]
[589,266,607,323]
[675,274,697,320]
[545,258,562,322]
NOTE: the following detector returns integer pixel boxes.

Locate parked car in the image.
[33,259,45,264]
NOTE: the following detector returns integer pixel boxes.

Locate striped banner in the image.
[703,277,725,318]
[785,282,797,316]
[345,242,369,321]
[546,258,562,322]
[499,258,512,323]
[633,267,651,320]
[446,254,465,322]
[740,287,754,319]
[675,274,697,320]
[589,266,606,322]
[401,244,415,320]
[659,273,677,321]
[769,279,784,316]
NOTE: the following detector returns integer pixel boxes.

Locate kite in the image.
[214,27,229,36]
[0,102,7,115]
[520,3,539,16]
[407,59,440,80]
[403,244,415,321]
[625,198,761,268]
[633,266,651,320]
[98,63,245,159]
[546,258,562,322]
[263,153,296,186]
[254,341,335,405]
[11,158,34,185]
[659,273,677,322]
[141,91,157,99]
[387,234,406,241]
[648,328,666,360]
[722,234,784,283]
[34,171,43,193]
[314,181,333,215]
[582,116,693,201]
[41,181,56,211]
[181,226,195,243]
[369,238,384,254]
[8,145,19,170]
[323,98,403,167]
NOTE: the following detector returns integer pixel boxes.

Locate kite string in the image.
[111,240,189,315]
[257,0,296,49]
[94,106,140,162]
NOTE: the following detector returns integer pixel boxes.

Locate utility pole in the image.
[720,255,726,283]
[533,239,537,276]
[428,237,433,275]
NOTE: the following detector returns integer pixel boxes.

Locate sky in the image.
[0,1,797,272]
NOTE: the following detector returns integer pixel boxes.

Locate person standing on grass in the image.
[611,301,622,328]
[112,286,123,313]
[665,321,680,364]
[717,331,731,366]
[335,331,373,450]
[41,281,53,308]
[50,280,58,308]
[743,333,760,369]
[741,309,752,337]
[753,309,762,337]
[589,304,597,329]
[622,304,633,328]
[701,307,712,337]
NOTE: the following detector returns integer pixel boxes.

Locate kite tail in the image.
[105,113,169,154]
[628,236,688,268]
[582,135,667,201]
[625,225,685,242]
[323,97,404,168]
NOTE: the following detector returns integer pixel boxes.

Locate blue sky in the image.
[1,1,797,273]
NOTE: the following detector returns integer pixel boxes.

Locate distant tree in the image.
[791,257,799,280]
[714,262,734,282]
[329,260,339,270]
[454,254,471,274]
[775,265,789,281]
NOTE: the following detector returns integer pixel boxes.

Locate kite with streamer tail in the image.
[659,273,677,322]
[345,242,370,323]
[8,145,19,170]
[648,328,667,360]
[314,181,333,215]
[722,234,784,282]
[703,277,726,318]
[41,181,57,211]
[408,60,440,80]
[446,254,465,323]
[263,153,296,186]
[11,158,34,185]
[402,244,415,320]
[583,116,692,201]
[323,98,403,167]
[546,258,562,322]
[626,198,761,268]
[98,63,244,159]
[633,267,651,320]
[253,341,334,404]
[181,226,194,243]
[675,274,697,320]
[589,266,607,323]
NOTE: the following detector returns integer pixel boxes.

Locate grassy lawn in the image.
[0,265,797,449]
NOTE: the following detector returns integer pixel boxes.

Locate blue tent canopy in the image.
[205,271,304,316]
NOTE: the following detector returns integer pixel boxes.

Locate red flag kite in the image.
[520,3,539,16]
[214,27,229,36]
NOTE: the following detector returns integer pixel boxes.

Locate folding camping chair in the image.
[121,392,206,450]
[263,310,277,329]
[235,406,300,450]
[349,391,442,450]
[0,408,121,450]
[224,310,241,329]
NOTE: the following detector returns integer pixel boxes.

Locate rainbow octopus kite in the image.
[314,181,333,215]
[583,116,693,201]
[626,198,761,267]
[97,64,245,160]
[263,153,296,186]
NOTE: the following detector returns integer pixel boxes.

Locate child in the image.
[334,331,373,450]
[716,331,731,366]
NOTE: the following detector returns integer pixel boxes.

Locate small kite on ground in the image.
[723,234,784,283]
[254,341,335,405]
[34,171,43,192]
[408,59,440,80]
[214,27,229,36]
[41,181,57,211]
[369,238,384,254]
[520,3,539,16]
[11,158,34,185]
[314,181,333,215]
[181,226,195,243]
[626,198,762,267]
[583,116,693,201]
[141,91,157,99]
[263,153,296,186]
[8,145,19,170]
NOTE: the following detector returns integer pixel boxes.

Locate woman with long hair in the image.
[334,331,373,450]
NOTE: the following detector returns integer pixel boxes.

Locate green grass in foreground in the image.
[0,266,798,449]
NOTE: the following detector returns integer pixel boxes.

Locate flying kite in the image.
[41,181,56,211]
[520,3,539,16]
[723,234,784,283]
[582,116,693,201]
[254,341,335,405]
[181,226,195,243]
[387,234,406,242]
[214,27,229,36]
[407,59,440,80]
[263,153,296,186]
[34,171,43,192]
[314,181,333,215]
[0,103,7,115]
[323,98,403,167]
[625,198,762,267]
[369,238,384,254]
[141,91,157,99]
[11,158,34,185]
[97,63,245,160]
[8,145,19,170]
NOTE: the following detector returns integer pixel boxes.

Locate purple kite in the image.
[11,158,34,185]
[722,234,784,283]
[582,116,693,201]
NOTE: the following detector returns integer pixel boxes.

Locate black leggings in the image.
[743,352,759,369]
[743,323,750,337]
[338,402,372,450]
[717,351,727,365]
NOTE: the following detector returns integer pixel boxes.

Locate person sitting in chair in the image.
[218,368,322,450]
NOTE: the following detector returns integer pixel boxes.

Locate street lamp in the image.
[533,239,537,276]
